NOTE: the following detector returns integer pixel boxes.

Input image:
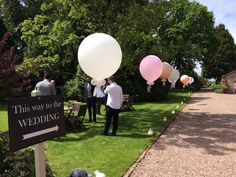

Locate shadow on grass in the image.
[0,104,6,111]
[53,106,176,143]
[50,91,190,143]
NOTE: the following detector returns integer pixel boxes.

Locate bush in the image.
[213,84,227,93]
[0,131,54,177]
[126,79,170,101]
[62,65,85,101]
[62,77,84,101]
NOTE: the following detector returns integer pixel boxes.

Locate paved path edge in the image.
[122,95,191,177]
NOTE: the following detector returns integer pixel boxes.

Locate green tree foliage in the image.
[156,0,215,72]
[1,0,229,99]
[202,24,236,81]
[0,0,47,53]
[16,0,94,84]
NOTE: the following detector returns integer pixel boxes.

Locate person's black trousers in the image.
[86,97,96,122]
[104,106,120,135]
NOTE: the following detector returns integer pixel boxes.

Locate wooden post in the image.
[34,143,46,177]
[31,90,46,177]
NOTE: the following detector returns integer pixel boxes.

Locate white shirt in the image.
[93,86,105,98]
[104,83,123,109]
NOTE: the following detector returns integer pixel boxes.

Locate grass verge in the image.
[0,91,189,177]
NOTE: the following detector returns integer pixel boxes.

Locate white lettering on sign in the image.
[31,104,44,111]
[18,113,60,127]
[23,125,59,140]
[12,105,30,114]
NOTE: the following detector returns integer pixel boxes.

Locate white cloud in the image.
[194,0,236,43]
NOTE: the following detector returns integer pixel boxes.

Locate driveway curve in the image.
[126,91,236,177]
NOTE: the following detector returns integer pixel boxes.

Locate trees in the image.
[16,0,94,84]
[202,24,236,81]
[0,20,30,99]
[1,0,234,99]
[156,0,215,73]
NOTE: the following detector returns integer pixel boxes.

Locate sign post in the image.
[8,94,64,177]
[34,142,46,177]
[31,90,46,177]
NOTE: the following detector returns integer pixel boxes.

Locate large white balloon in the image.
[78,33,122,81]
[168,69,180,83]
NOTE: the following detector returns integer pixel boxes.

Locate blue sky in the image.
[194,0,236,42]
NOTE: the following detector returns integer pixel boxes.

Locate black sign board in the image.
[8,95,65,151]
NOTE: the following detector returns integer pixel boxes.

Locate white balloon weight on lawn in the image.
[78,33,122,81]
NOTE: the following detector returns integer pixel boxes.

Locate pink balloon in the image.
[180,75,190,86]
[139,55,163,85]
[160,62,173,80]
[189,77,194,84]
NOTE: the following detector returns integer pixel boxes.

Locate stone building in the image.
[222,70,236,93]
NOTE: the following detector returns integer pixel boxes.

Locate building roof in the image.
[223,70,236,77]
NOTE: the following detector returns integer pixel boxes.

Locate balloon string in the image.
[171,82,175,89]
[147,85,152,93]
[162,81,166,86]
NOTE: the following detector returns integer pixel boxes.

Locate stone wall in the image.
[225,70,236,93]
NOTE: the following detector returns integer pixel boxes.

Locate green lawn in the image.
[0,104,8,131]
[0,91,189,177]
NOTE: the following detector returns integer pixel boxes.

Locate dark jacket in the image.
[83,81,95,100]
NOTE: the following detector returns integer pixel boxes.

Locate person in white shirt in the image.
[35,71,56,96]
[93,85,105,115]
[103,76,123,136]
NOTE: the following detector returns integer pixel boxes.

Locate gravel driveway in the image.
[124,91,236,177]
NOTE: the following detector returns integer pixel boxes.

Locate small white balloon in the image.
[78,33,122,81]
[91,79,97,86]
[91,79,106,86]
[168,69,180,83]
[99,80,106,86]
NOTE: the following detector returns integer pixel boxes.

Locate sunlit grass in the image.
[0,91,188,177]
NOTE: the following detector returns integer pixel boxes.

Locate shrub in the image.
[62,65,85,101]
[127,79,170,101]
[62,77,84,101]
[213,84,227,93]
[0,131,54,177]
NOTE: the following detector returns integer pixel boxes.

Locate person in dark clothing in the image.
[83,76,96,122]
[67,168,92,177]
[50,80,61,94]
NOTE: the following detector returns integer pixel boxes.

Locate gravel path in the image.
[125,91,236,177]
